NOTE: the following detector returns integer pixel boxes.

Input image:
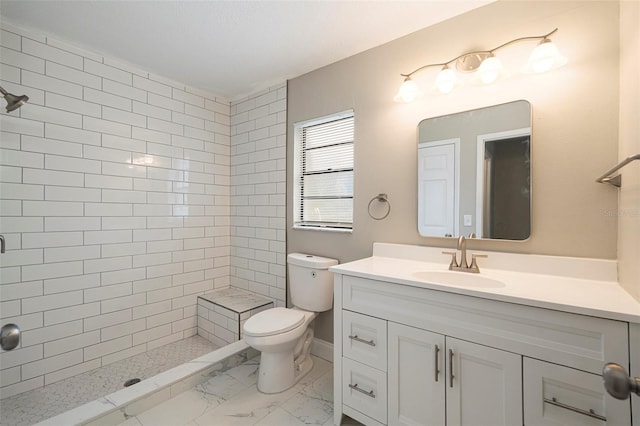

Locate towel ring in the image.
[368,193,391,220]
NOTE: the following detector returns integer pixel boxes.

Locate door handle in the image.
[449,349,455,388]
[603,363,640,400]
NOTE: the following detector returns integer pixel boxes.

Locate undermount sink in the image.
[411,270,506,288]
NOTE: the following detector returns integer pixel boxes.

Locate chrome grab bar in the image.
[348,383,376,398]
[596,153,640,187]
[543,397,606,421]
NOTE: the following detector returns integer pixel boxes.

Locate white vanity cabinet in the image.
[333,273,633,426]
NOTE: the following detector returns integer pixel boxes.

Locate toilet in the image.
[243,253,338,394]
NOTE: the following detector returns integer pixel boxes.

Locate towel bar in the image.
[596,153,640,187]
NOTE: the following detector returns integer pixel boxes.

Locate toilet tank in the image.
[288,253,338,312]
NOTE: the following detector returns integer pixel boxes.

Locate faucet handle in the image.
[469,253,488,272]
[442,251,458,269]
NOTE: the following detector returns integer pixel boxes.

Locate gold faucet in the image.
[442,235,487,273]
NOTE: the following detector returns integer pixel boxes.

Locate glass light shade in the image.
[525,39,567,73]
[393,78,421,103]
[476,55,503,84]
[434,67,458,94]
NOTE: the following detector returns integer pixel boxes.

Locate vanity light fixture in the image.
[394,28,567,103]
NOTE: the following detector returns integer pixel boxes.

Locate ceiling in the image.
[0,1,494,100]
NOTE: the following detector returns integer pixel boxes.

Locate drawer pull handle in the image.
[449,349,455,388]
[543,397,606,422]
[348,383,376,398]
[348,335,376,347]
[434,344,440,382]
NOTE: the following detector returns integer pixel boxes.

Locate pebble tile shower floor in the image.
[0,335,218,426]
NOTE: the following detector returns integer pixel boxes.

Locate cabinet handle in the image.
[434,345,440,382]
[348,383,376,398]
[348,334,376,347]
[543,397,606,422]
[449,349,455,388]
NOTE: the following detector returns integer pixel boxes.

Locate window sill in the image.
[293,225,353,234]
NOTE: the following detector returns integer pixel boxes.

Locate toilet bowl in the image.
[243,253,338,394]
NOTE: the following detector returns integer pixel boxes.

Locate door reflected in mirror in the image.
[418,100,531,240]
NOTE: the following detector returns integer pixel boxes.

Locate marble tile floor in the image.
[118,355,362,426]
[1,335,219,426]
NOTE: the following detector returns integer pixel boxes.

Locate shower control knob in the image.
[0,323,20,351]
[603,362,640,400]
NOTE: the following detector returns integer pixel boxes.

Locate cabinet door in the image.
[446,337,522,426]
[524,357,631,425]
[388,322,445,426]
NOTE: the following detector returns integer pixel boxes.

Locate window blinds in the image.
[294,112,354,230]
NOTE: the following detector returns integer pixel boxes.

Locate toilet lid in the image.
[243,307,305,337]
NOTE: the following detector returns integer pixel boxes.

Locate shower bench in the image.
[197,287,273,346]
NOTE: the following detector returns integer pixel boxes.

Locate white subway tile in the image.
[0,366,21,388]
[171,135,203,151]
[132,276,171,293]
[82,116,131,138]
[0,344,42,370]
[99,265,143,286]
[22,290,83,314]
[101,293,145,314]
[0,280,42,301]
[146,286,182,304]
[85,173,132,190]
[45,123,101,146]
[146,239,182,254]
[132,252,171,268]
[44,359,101,385]
[83,87,132,111]
[147,309,182,329]
[0,248,42,267]
[103,79,146,102]
[133,203,172,216]
[84,229,131,245]
[46,92,101,118]
[133,324,171,346]
[44,273,100,294]
[0,29,21,50]
[101,189,144,203]
[0,164,22,182]
[184,127,215,143]
[184,104,214,121]
[22,349,83,380]
[46,61,101,89]
[101,242,145,258]
[22,69,82,99]
[146,216,183,229]
[0,266,21,285]
[148,117,182,135]
[44,330,100,358]
[84,58,132,84]
[21,320,83,347]
[172,270,204,286]
[132,75,171,97]
[84,335,131,360]
[133,178,172,192]
[101,217,146,230]
[0,183,43,200]
[103,57,148,78]
[1,63,21,83]
[45,217,100,231]
[45,244,100,263]
[132,153,171,168]
[0,148,43,168]
[172,112,204,129]
[102,161,147,178]
[0,114,44,136]
[147,192,183,204]
[85,282,132,303]
[46,186,101,202]
[23,200,83,216]
[83,309,130,331]
[22,261,83,281]
[45,154,100,174]
[133,228,171,242]
[173,249,204,264]
[0,299,20,318]
[148,93,183,112]
[101,318,145,341]
[84,255,131,274]
[101,344,146,367]
[146,261,182,279]
[0,46,44,73]
[132,100,171,121]
[172,88,204,107]
[146,141,182,158]
[132,299,170,320]
[132,127,171,145]
[24,168,84,187]
[22,135,83,157]
[102,134,146,153]
[103,106,146,127]
[23,38,82,69]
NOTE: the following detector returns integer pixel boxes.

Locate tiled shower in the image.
[0,20,286,400]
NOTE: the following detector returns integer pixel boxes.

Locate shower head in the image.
[0,85,29,113]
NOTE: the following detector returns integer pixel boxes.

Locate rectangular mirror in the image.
[418,100,531,240]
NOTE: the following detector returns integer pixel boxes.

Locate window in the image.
[293,110,354,231]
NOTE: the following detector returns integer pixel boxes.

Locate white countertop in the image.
[330,243,640,323]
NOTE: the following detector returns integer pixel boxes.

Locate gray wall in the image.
[287,1,621,342]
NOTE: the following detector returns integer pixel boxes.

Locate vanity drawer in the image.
[343,310,387,371]
[523,358,631,425]
[342,275,629,375]
[342,357,387,425]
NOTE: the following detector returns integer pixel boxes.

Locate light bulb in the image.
[393,77,421,103]
[525,39,567,73]
[476,55,503,84]
[434,67,458,94]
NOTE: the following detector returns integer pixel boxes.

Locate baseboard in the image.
[310,338,333,363]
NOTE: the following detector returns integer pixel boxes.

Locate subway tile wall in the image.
[230,85,287,307]
[0,21,236,398]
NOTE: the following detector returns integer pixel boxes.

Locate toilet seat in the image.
[243,307,305,337]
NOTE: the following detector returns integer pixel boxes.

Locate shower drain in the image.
[123,378,141,387]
